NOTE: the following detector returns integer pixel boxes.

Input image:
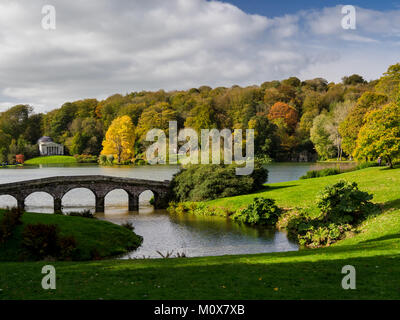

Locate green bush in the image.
[107,155,114,165]
[282,180,377,247]
[284,210,352,247]
[300,167,341,179]
[298,223,352,247]
[67,210,96,219]
[74,154,98,163]
[170,162,268,202]
[121,221,134,231]
[355,162,378,170]
[317,180,377,224]
[98,154,107,165]
[0,208,23,243]
[22,223,77,260]
[232,197,281,225]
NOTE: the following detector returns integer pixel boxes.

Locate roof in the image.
[37,136,53,143]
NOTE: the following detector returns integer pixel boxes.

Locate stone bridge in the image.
[0,175,171,213]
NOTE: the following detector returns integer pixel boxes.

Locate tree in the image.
[310,113,335,160]
[66,118,104,155]
[324,101,354,160]
[184,102,217,132]
[268,102,298,130]
[342,74,366,85]
[339,92,388,156]
[248,113,278,158]
[0,104,32,139]
[136,102,177,140]
[101,116,135,163]
[375,63,400,102]
[354,103,400,168]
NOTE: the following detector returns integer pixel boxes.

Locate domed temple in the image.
[37,136,64,156]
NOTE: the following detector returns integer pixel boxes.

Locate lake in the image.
[0,162,355,258]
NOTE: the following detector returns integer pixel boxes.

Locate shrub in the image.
[22,223,77,260]
[0,208,23,243]
[121,221,134,231]
[107,155,114,165]
[58,236,78,260]
[67,210,96,219]
[232,198,281,226]
[170,162,268,202]
[283,180,376,247]
[317,180,377,224]
[300,167,341,179]
[355,161,378,170]
[298,223,352,248]
[98,154,107,165]
[284,210,352,247]
[74,154,98,163]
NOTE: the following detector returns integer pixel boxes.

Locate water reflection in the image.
[98,207,298,259]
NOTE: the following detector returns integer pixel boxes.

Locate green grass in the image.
[24,156,77,165]
[0,164,23,169]
[1,167,400,299]
[204,166,400,217]
[0,211,142,261]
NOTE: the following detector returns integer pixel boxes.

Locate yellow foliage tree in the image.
[101,116,135,163]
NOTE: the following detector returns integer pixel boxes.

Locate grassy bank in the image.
[0,167,400,299]
[24,156,77,165]
[203,166,400,217]
[0,211,142,261]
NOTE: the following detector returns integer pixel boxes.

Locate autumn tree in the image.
[248,113,279,158]
[342,74,366,85]
[268,102,298,130]
[354,103,400,168]
[66,118,104,155]
[375,63,400,102]
[184,101,217,132]
[101,116,135,163]
[136,102,177,140]
[339,92,388,156]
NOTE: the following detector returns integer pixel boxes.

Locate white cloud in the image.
[0,1,399,113]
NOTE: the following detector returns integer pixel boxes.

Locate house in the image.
[38,136,64,156]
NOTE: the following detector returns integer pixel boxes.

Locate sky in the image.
[224,0,400,16]
[0,0,400,113]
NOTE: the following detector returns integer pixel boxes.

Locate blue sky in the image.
[223,0,400,16]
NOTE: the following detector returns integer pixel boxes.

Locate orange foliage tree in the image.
[267,102,299,129]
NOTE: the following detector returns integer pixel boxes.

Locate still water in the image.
[0,162,355,258]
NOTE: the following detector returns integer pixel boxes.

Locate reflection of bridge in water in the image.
[0,176,171,213]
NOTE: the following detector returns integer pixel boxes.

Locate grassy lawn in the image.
[205,166,400,217]
[24,156,77,165]
[0,167,400,299]
[0,212,142,261]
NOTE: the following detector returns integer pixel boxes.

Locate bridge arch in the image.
[139,189,156,207]
[0,194,18,209]
[62,187,96,213]
[104,188,129,211]
[25,191,54,213]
